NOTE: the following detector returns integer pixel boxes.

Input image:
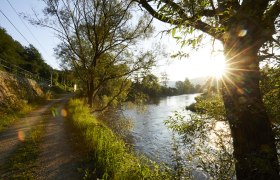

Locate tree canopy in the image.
[0,27,52,80]
[33,0,156,109]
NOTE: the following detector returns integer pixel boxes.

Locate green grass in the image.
[0,93,58,133]
[67,99,171,179]
[0,103,34,133]
[3,120,45,179]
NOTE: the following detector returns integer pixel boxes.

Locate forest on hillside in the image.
[0,27,74,87]
[0,27,52,79]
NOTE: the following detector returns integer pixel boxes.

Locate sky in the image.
[0,0,225,81]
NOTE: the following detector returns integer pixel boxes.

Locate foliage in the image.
[128,74,202,103]
[128,73,161,102]
[167,65,280,178]
[175,78,196,94]
[67,99,171,179]
[0,28,25,65]
[138,1,280,178]
[186,93,226,121]
[260,65,280,152]
[0,27,75,91]
[49,84,67,94]
[0,27,52,80]
[166,94,234,179]
[260,65,280,123]
[160,86,178,96]
[34,0,155,108]
[21,44,52,80]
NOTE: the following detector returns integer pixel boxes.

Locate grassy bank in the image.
[0,102,35,133]
[67,99,171,179]
[2,120,45,179]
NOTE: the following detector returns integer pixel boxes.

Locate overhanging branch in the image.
[138,0,223,40]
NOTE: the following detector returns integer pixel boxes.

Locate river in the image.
[123,94,200,166]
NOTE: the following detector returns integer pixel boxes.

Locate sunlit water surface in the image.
[123,94,200,166]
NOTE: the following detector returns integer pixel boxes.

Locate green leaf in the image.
[172,28,176,37]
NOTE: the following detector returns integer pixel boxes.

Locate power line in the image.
[5,0,50,56]
[0,9,32,45]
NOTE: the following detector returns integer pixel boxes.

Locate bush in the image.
[49,85,66,94]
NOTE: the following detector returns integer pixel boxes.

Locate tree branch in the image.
[240,0,270,17]
[138,0,222,40]
[263,0,280,29]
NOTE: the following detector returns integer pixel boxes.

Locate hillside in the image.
[0,70,43,111]
[0,27,52,80]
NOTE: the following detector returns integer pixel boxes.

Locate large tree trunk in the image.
[222,35,279,179]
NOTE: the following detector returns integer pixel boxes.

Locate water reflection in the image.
[123,94,200,165]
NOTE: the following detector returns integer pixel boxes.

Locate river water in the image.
[123,94,200,166]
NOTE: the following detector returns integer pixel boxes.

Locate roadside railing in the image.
[0,57,51,86]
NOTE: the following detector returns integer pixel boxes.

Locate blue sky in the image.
[0,0,225,81]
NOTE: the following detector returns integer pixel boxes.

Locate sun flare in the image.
[164,50,227,81]
[209,56,226,79]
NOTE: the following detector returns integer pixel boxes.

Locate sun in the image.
[162,50,227,81]
[208,55,226,79]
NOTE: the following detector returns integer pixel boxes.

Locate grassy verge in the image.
[3,119,45,179]
[0,103,35,133]
[67,99,171,179]
[0,91,59,133]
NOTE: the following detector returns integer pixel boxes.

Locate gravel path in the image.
[35,96,83,180]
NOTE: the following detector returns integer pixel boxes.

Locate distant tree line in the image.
[128,73,202,103]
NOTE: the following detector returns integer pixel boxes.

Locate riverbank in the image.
[66,99,171,179]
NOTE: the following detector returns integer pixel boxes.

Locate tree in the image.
[33,0,154,108]
[175,78,195,94]
[175,81,184,94]
[160,72,169,87]
[138,0,280,179]
[0,27,25,65]
[260,65,280,151]
[128,73,161,102]
[141,74,161,97]
[0,27,52,80]
[22,44,52,79]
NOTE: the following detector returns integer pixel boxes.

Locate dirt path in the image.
[0,94,85,179]
[0,98,61,169]
[35,96,84,180]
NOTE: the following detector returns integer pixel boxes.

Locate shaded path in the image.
[35,96,83,180]
[0,98,62,172]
